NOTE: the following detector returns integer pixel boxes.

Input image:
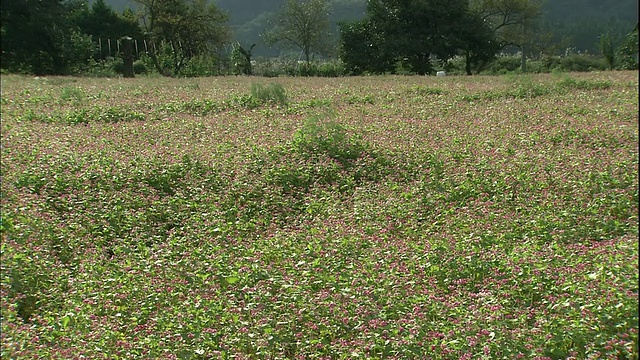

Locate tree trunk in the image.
[465,50,472,75]
[121,36,135,78]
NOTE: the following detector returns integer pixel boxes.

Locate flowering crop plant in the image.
[1,72,638,359]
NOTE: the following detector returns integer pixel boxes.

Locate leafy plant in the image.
[292,112,365,164]
[250,82,288,106]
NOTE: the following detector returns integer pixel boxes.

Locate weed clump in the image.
[292,112,366,165]
[250,82,288,106]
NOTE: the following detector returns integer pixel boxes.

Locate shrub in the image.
[487,54,522,74]
[292,112,365,164]
[550,54,607,72]
[181,54,220,77]
[250,82,288,106]
[84,58,121,77]
[133,60,147,75]
[317,60,346,77]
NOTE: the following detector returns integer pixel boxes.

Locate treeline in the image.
[0,0,637,76]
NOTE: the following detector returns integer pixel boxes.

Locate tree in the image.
[599,31,615,70]
[231,42,256,75]
[263,0,333,63]
[457,11,500,74]
[616,23,639,70]
[1,0,94,74]
[470,0,545,72]
[339,0,493,75]
[339,19,396,74]
[134,0,230,76]
[74,0,143,42]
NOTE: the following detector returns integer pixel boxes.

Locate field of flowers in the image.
[1,71,638,359]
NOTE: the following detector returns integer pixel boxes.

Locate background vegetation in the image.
[0,0,637,77]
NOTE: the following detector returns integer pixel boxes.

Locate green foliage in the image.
[264,0,333,63]
[339,20,395,75]
[459,74,613,102]
[480,53,608,75]
[19,106,145,125]
[60,87,85,104]
[250,82,288,106]
[550,54,607,72]
[616,25,639,70]
[340,0,488,75]
[230,42,255,75]
[1,70,637,360]
[0,0,95,75]
[600,32,616,70]
[180,53,221,77]
[74,0,143,42]
[133,60,148,75]
[134,0,230,76]
[292,112,365,164]
[84,58,122,77]
[557,76,612,91]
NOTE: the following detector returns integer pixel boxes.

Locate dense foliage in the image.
[0,0,94,75]
[0,0,637,75]
[1,72,638,359]
[263,0,333,63]
[133,0,230,76]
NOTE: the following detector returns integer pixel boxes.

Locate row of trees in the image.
[1,0,637,76]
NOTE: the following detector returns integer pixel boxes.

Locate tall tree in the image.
[74,0,143,42]
[263,0,333,63]
[457,11,500,74]
[134,0,230,76]
[340,0,492,75]
[470,0,545,72]
[1,0,94,74]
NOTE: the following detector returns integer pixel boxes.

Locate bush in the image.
[250,82,288,106]
[292,112,365,164]
[181,54,220,77]
[133,60,147,75]
[487,54,523,73]
[550,54,607,72]
[84,58,121,77]
[317,61,346,77]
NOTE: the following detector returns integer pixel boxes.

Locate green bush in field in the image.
[292,112,366,164]
[250,82,288,106]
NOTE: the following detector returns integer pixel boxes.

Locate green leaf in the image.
[61,315,70,329]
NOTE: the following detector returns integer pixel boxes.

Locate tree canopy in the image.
[1,0,94,74]
[340,0,496,75]
[134,0,230,76]
[263,0,333,63]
